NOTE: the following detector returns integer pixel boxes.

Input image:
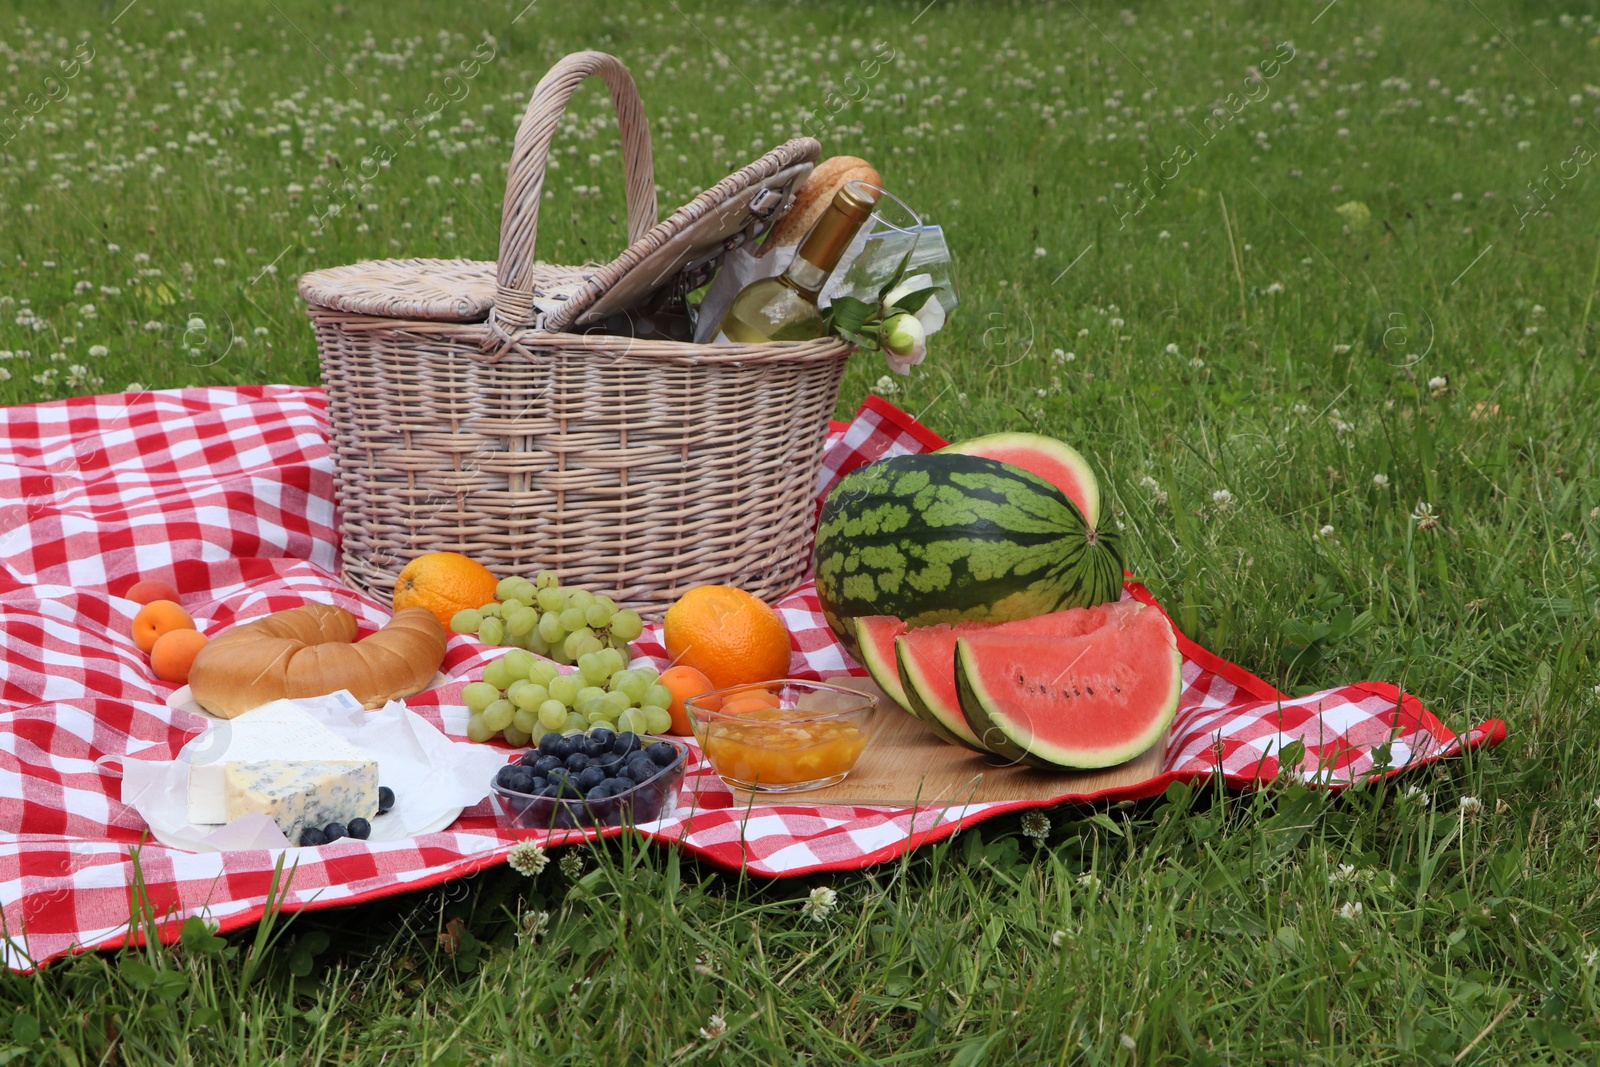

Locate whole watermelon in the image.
[813,453,1124,651]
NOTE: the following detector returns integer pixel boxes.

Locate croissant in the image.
[188,603,448,719]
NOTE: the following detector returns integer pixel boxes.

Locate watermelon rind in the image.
[814,453,1124,648]
[895,637,990,751]
[940,432,1102,529]
[853,616,917,717]
[954,606,1182,769]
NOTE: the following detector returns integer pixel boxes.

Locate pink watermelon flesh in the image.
[955,601,1180,769]
[940,432,1101,528]
[854,615,912,713]
[896,604,1134,752]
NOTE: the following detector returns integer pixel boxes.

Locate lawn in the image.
[2,0,1599,1061]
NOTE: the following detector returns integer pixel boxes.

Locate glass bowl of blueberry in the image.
[490,729,687,830]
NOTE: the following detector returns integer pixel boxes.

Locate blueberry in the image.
[298,826,328,847]
[323,822,348,842]
[646,741,678,767]
[627,756,658,781]
[508,769,537,794]
[575,766,606,791]
[533,755,563,777]
[611,775,636,792]
[565,752,592,773]
[612,732,642,756]
[529,776,548,793]
[519,750,543,768]
[377,786,395,814]
[555,736,582,759]
[540,783,565,798]
[546,767,570,785]
[585,782,615,803]
[538,732,564,756]
[495,765,520,788]
[347,817,371,840]
[587,727,615,751]
[552,778,582,800]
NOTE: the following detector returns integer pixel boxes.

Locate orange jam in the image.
[696,708,867,786]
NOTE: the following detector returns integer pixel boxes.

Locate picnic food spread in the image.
[187,603,447,718]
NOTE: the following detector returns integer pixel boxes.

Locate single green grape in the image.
[528,661,559,687]
[494,576,523,602]
[584,706,613,725]
[512,708,537,735]
[616,707,649,734]
[505,679,530,705]
[600,690,632,717]
[450,608,483,634]
[482,699,516,733]
[510,579,538,605]
[482,658,516,689]
[642,684,673,710]
[614,672,650,703]
[478,617,506,646]
[609,632,633,652]
[537,700,568,731]
[526,629,550,656]
[607,668,637,693]
[558,606,586,632]
[507,605,539,637]
[634,664,661,686]
[511,683,549,712]
[500,597,525,616]
[563,712,588,733]
[462,681,500,713]
[465,714,496,743]
[575,685,607,709]
[479,601,504,619]
[584,603,612,630]
[548,673,581,706]
[641,705,673,734]
[501,649,536,679]
[598,647,627,676]
[569,589,596,611]
[537,587,569,613]
[538,611,565,644]
[562,628,593,659]
[609,609,643,642]
[574,633,604,659]
[502,725,532,748]
[534,570,560,590]
[587,719,617,734]
[596,595,618,616]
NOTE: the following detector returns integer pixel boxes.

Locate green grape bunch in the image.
[461,646,676,747]
[447,569,645,667]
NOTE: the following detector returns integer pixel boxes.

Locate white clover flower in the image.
[1212,489,1234,508]
[0,368,10,383]
[124,382,145,393]
[801,885,838,923]
[1404,784,1431,807]
[1078,328,1090,338]
[186,315,206,331]
[1372,473,1389,488]
[1319,524,1335,540]
[1531,304,1546,317]
[871,375,899,396]
[699,1013,728,1040]
[1458,795,1482,817]
[213,258,227,267]
[66,364,89,387]
[1265,281,1284,294]
[1157,230,1171,240]
[1164,343,1180,355]
[1329,863,1359,885]
[1190,357,1205,369]
[1033,247,1048,258]
[1584,948,1599,970]
[253,326,270,337]
[559,849,585,879]
[1050,929,1068,947]
[426,175,443,186]
[1020,810,1051,842]
[1108,316,1125,328]
[142,321,164,333]
[1427,375,1448,392]
[1412,501,1440,531]
[1333,343,1352,355]
[1335,901,1363,920]
[516,909,550,946]
[1076,871,1101,892]
[506,840,549,877]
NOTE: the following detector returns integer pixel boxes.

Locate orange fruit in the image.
[662,585,791,690]
[660,665,714,735]
[722,687,781,709]
[721,695,778,717]
[127,579,181,606]
[132,600,195,654]
[393,551,500,629]
[150,628,209,684]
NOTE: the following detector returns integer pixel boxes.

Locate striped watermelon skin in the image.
[814,453,1124,647]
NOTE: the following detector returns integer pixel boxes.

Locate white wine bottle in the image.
[714,183,877,343]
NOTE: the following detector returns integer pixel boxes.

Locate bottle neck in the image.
[780,185,876,300]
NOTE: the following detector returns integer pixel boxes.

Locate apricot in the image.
[660,664,714,735]
[126,579,181,606]
[132,599,195,654]
[150,628,208,684]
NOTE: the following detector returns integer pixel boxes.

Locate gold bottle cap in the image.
[795,183,880,278]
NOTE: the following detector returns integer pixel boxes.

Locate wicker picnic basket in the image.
[298,52,852,618]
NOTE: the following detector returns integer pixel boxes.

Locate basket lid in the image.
[297,140,818,329]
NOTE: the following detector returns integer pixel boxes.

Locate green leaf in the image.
[825,296,876,335]
[179,915,227,957]
[10,1014,38,1048]
[886,284,941,315]
[876,247,917,299]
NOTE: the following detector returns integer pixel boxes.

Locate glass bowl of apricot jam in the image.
[686,680,879,793]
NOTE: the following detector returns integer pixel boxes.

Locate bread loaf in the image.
[763,155,882,251]
[188,604,448,719]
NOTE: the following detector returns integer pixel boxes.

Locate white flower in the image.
[1329,863,1360,885]
[1078,328,1090,338]
[1531,304,1546,317]
[1050,929,1068,947]
[1265,281,1284,294]
[426,175,443,186]
[801,885,838,923]
[1211,489,1233,508]
[1054,349,1076,364]
[1333,343,1352,354]
[1076,871,1101,892]
[142,321,164,333]
[1412,501,1440,531]
[1458,795,1482,817]
[253,326,270,337]
[1033,247,1048,258]
[1427,375,1447,394]
[699,1013,727,1040]
[1404,785,1431,807]
[881,313,927,374]
[1318,524,1336,540]
[506,840,549,877]
[124,382,145,393]
[516,910,550,945]
[79,304,98,319]
[1020,810,1051,842]
[1335,901,1363,920]
[1189,357,1205,368]
[1372,473,1389,487]
[1584,948,1599,970]
[213,258,228,268]
[1108,317,1125,328]
[1120,1035,1137,1052]
[186,316,206,331]
[0,368,10,383]
[88,344,108,358]
[1158,229,1171,240]
[871,375,899,396]
[65,364,90,387]
[1164,343,1180,355]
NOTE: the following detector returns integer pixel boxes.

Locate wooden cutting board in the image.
[731,677,1168,808]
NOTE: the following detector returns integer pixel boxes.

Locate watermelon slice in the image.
[896,606,1125,753]
[854,615,913,713]
[955,601,1181,769]
[940,432,1102,528]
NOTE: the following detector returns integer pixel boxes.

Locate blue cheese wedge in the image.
[187,699,378,840]
[222,760,378,844]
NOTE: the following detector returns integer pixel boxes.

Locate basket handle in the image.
[490,51,657,333]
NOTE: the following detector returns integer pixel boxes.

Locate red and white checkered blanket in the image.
[0,386,1503,970]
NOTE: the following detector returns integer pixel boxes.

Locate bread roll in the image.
[188,604,448,719]
[763,155,882,251]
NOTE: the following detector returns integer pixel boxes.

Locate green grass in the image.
[3,0,1600,1061]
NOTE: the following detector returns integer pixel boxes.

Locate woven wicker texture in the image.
[300,51,852,617]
